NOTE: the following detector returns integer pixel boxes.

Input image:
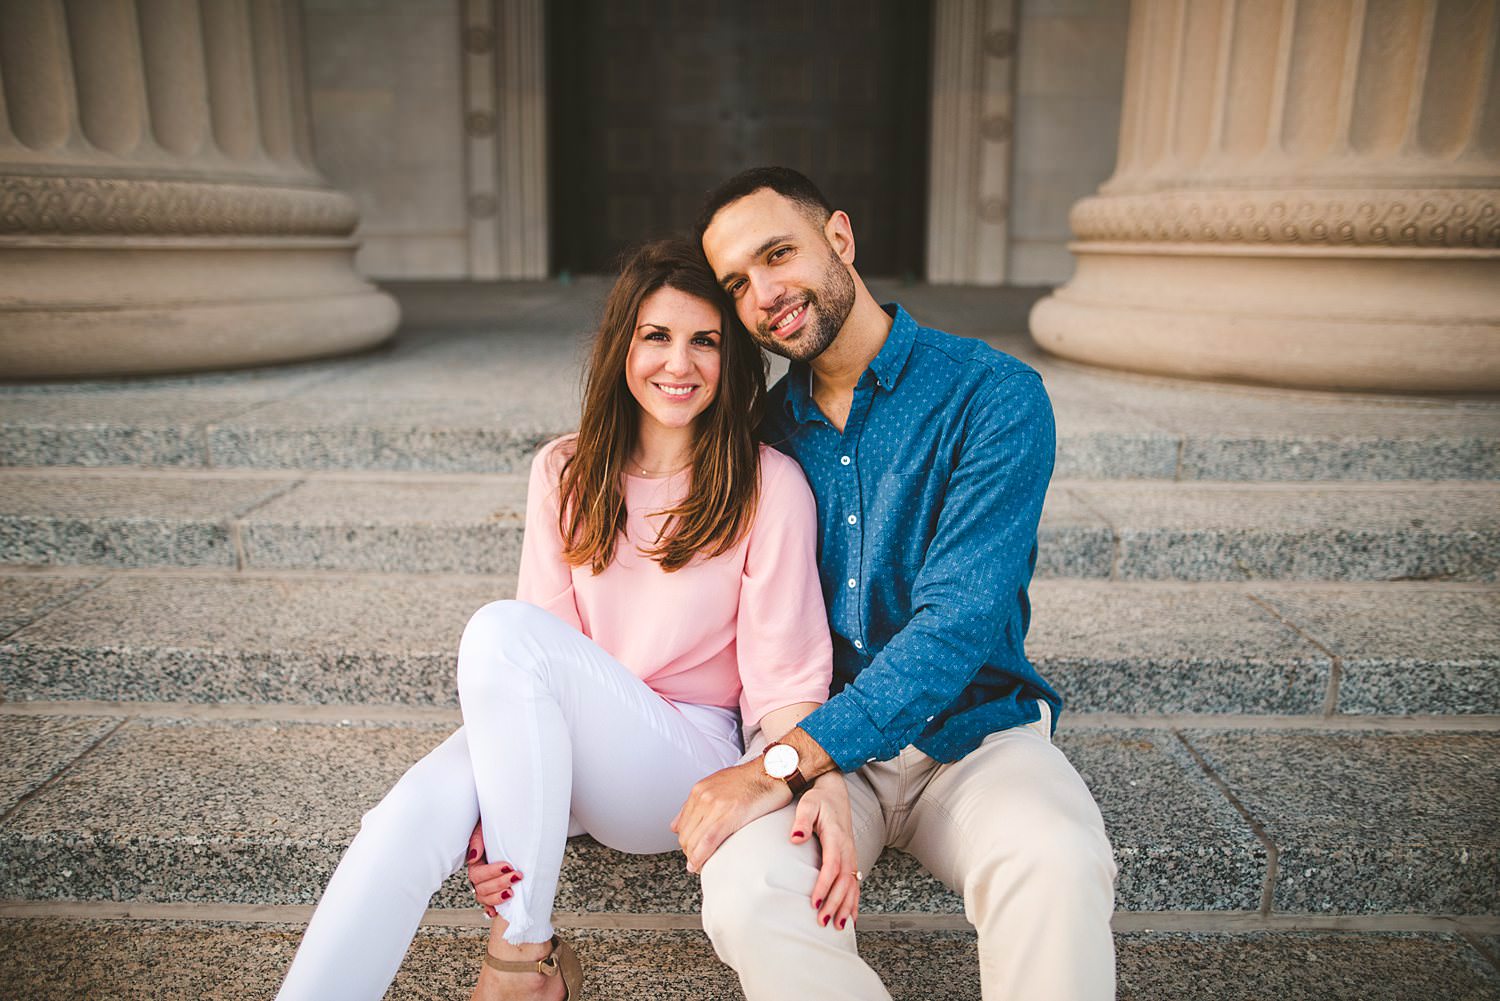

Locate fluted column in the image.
[0,0,398,379]
[1030,0,1500,392]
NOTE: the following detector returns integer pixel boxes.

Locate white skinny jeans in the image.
[276,600,742,1001]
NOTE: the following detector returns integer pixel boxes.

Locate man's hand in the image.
[465,821,522,918]
[671,759,792,873]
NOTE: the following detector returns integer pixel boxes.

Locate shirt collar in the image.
[869,303,917,391]
[782,303,917,424]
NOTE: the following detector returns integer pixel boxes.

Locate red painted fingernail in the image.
[814,898,823,909]
[510,874,522,883]
[822,914,830,926]
[838,918,847,930]
[499,865,512,874]
[500,890,512,900]
[466,848,478,862]
[793,830,805,838]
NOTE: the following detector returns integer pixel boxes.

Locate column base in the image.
[0,243,400,379]
[1029,250,1500,393]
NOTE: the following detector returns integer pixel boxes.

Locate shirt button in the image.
[853,640,863,650]
[840,455,851,466]
[926,716,935,723]
[847,578,857,589]
[846,514,858,525]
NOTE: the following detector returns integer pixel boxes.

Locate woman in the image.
[276,239,859,1001]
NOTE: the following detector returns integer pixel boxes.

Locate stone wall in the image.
[1008,0,1130,285]
[303,0,467,278]
[297,0,1130,284]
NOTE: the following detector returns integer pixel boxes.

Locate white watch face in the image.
[764,743,800,779]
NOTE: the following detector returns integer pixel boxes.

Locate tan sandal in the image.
[483,935,584,999]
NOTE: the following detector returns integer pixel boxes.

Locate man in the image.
[671,167,1117,999]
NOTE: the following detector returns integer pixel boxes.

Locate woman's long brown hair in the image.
[558,238,766,573]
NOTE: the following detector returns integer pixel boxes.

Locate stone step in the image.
[5,410,1497,483]
[1,713,1495,918]
[0,916,1497,1001]
[2,471,1496,580]
[2,574,1496,717]
[2,320,1497,482]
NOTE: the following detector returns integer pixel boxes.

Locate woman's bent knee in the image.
[456,599,552,699]
[460,599,547,651]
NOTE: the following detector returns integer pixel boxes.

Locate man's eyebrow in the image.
[753,234,794,259]
[717,234,796,288]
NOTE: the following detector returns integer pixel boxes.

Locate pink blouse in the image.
[516,437,833,726]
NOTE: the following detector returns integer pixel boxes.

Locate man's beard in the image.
[754,244,856,363]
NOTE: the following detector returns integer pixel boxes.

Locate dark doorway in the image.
[548,0,931,277]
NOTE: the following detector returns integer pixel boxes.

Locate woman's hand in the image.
[464,820,523,919]
[790,771,861,931]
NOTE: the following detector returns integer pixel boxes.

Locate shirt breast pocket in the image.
[871,471,936,569]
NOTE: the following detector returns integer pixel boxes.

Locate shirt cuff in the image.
[800,694,896,773]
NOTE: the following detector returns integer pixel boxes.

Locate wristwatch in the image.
[762,741,811,795]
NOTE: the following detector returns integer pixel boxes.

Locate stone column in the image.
[0,0,398,379]
[1029,0,1500,392]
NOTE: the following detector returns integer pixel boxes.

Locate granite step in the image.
[2,574,1496,717]
[0,917,1497,1001]
[4,405,1496,482]
[2,319,1497,483]
[1,713,1496,918]
[1,471,1496,581]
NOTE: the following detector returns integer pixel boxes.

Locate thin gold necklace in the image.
[632,457,690,477]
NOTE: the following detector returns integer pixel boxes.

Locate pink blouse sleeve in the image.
[516,438,584,633]
[737,449,834,726]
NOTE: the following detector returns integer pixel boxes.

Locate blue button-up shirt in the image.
[763,304,1062,772]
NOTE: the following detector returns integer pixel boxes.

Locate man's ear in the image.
[824,210,856,265]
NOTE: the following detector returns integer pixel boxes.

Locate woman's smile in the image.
[653,381,700,399]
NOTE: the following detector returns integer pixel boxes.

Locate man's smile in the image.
[767,300,809,339]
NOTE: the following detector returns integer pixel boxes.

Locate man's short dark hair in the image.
[694,166,834,242]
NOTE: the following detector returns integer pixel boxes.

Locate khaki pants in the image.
[700,704,1117,1000]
